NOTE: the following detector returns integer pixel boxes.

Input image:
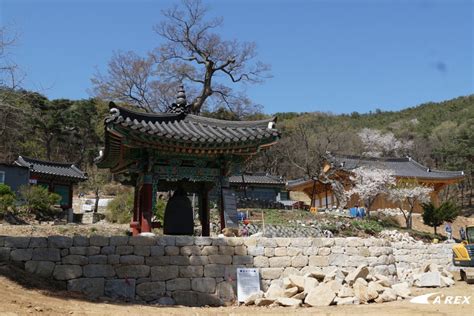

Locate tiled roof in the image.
[329,154,464,180]
[105,104,279,144]
[15,156,87,181]
[97,103,280,168]
[229,174,285,185]
[286,155,464,190]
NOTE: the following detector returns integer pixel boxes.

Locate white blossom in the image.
[346,167,396,210]
[388,185,433,205]
[358,128,413,157]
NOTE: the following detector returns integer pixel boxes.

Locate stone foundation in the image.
[0,235,452,306]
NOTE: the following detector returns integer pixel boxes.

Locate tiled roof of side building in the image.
[229,174,285,185]
[15,156,87,181]
[329,154,464,179]
[104,104,279,146]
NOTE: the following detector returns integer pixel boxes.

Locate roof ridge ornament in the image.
[167,84,191,114]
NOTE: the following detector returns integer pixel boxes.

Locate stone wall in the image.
[391,241,453,271]
[0,235,452,306]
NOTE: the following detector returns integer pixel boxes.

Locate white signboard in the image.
[237,268,260,302]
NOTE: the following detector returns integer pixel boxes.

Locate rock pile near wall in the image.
[0,235,453,306]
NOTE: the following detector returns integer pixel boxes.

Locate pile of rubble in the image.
[376,208,404,217]
[379,230,418,243]
[244,265,412,307]
[398,263,455,288]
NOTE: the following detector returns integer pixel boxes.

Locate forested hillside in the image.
[1,89,472,206]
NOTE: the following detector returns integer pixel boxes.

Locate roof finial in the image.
[176,84,186,106]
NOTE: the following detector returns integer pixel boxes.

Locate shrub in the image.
[102,183,130,196]
[105,189,133,224]
[0,184,16,217]
[351,219,384,234]
[422,201,460,235]
[18,185,61,219]
[154,198,166,223]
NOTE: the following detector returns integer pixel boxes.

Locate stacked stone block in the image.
[0,235,448,306]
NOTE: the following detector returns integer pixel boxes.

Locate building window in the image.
[0,171,5,184]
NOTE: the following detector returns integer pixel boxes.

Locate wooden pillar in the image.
[219,176,227,231]
[325,186,329,208]
[140,174,153,233]
[310,180,317,208]
[68,184,73,210]
[200,185,210,237]
[130,185,140,236]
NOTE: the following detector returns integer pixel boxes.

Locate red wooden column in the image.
[140,174,153,234]
[200,185,210,237]
[130,185,140,236]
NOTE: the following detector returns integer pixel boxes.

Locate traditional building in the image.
[6,156,87,209]
[228,173,286,202]
[96,86,279,235]
[287,154,464,212]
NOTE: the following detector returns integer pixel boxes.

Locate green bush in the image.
[422,201,460,235]
[351,219,384,234]
[377,215,401,228]
[154,198,166,223]
[0,184,16,216]
[19,185,61,219]
[105,189,133,224]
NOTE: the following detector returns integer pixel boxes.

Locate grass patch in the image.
[351,219,384,234]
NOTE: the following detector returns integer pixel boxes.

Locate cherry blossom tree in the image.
[358,128,413,157]
[346,167,396,216]
[388,180,433,229]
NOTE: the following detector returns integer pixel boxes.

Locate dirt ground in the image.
[0,265,472,316]
[0,222,130,237]
[395,214,474,240]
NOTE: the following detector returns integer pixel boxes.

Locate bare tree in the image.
[0,27,23,92]
[0,27,29,162]
[388,180,433,229]
[92,0,270,115]
[282,118,353,208]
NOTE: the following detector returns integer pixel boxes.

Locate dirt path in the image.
[0,268,472,316]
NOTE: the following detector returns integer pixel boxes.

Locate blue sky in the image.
[1,0,473,114]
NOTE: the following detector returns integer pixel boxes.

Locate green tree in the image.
[0,184,16,217]
[105,189,134,224]
[422,201,460,235]
[28,95,73,160]
[19,185,61,219]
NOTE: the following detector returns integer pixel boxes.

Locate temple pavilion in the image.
[287,154,465,212]
[96,86,279,236]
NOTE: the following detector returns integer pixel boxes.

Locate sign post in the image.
[237,268,261,302]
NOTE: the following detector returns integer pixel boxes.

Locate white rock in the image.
[345,265,369,285]
[244,291,264,305]
[375,288,397,303]
[414,272,442,287]
[265,283,286,299]
[353,280,369,304]
[304,284,336,306]
[367,281,385,294]
[326,279,343,293]
[292,292,306,300]
[255,298,275,306]
[303,277,319,294]
[283,286,299,298]
[440,275,455,287]
[276,297,302,307]
[338,285,354,298]
[391,282,411,298]
[289,275,306,291]
[335,296,358,305]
